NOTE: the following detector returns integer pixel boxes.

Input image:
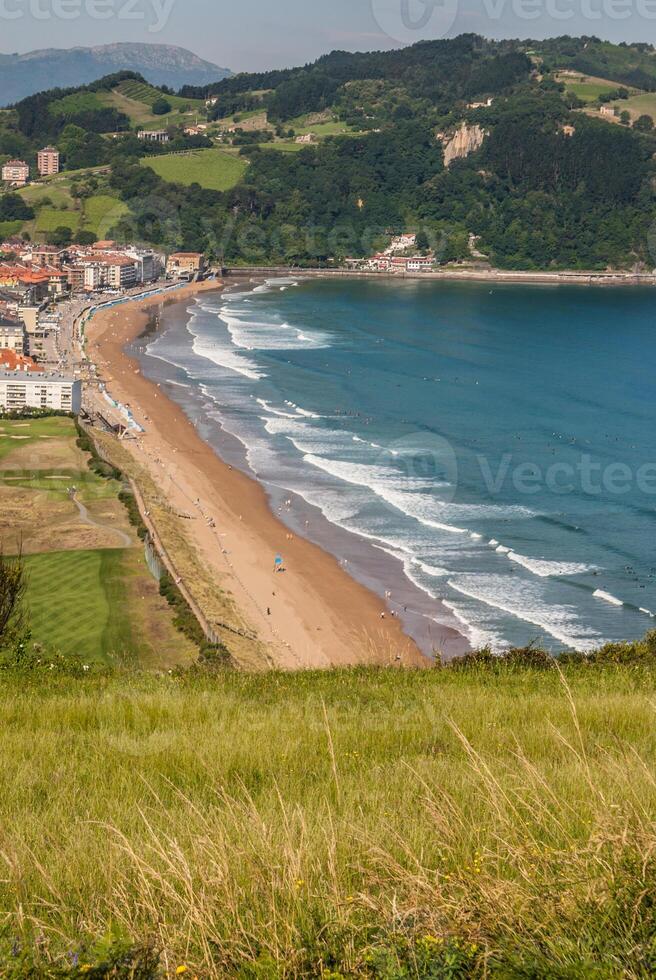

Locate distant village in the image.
[0,171,206,415]
[345,235,435,273]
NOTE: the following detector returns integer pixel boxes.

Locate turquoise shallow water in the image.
[139,276,656,655]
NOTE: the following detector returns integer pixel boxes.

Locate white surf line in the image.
[593,590,624,607]
[593,591,655,618]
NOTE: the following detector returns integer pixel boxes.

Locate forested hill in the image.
[2,34,656,271]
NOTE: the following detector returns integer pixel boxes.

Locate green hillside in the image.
[538,36,656,90]
[1,650,655,976]
[97,78,207,131]
[3,38,656,268]
[556,71,628,103]
[141,147,247,191]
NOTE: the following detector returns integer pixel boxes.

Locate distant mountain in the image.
[0,43,231,106]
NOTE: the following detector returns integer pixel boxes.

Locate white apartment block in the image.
[0,373,81,414]
[1,160,29,185]
[0,322,26,353]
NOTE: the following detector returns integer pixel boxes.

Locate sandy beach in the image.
[84,281,453,669]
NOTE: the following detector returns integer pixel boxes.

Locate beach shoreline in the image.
[84,280,464,669]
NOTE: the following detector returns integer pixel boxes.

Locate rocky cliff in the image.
[439,123,486,167]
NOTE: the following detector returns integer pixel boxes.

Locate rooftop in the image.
[0,371,77,384]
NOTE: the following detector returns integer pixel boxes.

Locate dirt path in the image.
[71,492,132,549]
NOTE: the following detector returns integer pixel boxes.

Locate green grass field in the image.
[288,113,355,137]
[24,549,132,661]
[558,73,628,102]
[0,415,74,461]
[141,148,248,191]
[34,207,80,234]
[19,182,74,209]
[82,193,129,237]
[0,219,22,238]
[609,91,656,122]
[1,657,655,976]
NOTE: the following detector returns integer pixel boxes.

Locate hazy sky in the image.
[2,0,655,71]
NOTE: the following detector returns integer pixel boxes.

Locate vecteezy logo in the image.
[371,0,459,44]
[376,432,459,505]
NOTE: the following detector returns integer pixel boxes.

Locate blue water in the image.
[140,276,656,655]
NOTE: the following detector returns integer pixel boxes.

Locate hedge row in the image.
[160,571,232,668]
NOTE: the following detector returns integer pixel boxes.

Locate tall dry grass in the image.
[0,663,655,977]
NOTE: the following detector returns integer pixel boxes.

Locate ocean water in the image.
[134,276,656,656]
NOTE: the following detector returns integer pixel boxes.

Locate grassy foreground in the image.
[2,657,656,977]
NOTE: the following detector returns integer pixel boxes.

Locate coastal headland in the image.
[83,281,454,670]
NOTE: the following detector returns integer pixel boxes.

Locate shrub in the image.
[151,97,171,116]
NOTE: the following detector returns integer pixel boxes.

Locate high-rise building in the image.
[37,146,60,176]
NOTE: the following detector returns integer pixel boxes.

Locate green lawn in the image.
[34,207,80,234]
[288,113,354,137]
[0,220,22,238]
[0,416,76,462]
[559,73,628,102]
[141,148,248,190]
[24,549,132,661]
[82,194,129,237]
[19,183,74,209]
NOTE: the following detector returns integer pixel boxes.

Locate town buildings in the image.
[345,251,434,273]
[1,160,29,186]
[37,146,60,176]
[0,372,81,413]
[166,252,205,278]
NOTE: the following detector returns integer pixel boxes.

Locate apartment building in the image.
[1,160,29,186]
[37,146,60,176]
[0,318,26,354]
[0,373,81,413]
